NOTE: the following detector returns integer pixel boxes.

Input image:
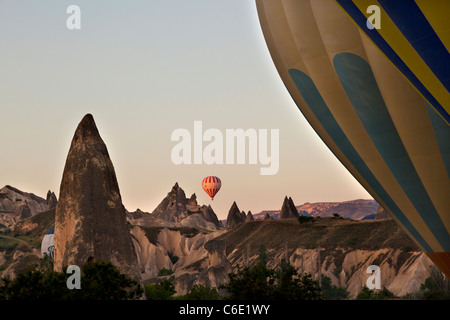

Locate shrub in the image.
[0,239,18,252]
[182,284,221,300]
[298,215,314,225]
[356,286,395,300]
[222,248,322,300]
[145,278,176,300]
[418,266,450,300]
[157,267,174,276]
[0,261,143,300]
[78,261,143,300]
[320,275,349,300]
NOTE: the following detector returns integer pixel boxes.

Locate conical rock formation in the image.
[152,183,188,223]
[280,196,298,219]
[225,201,245,228]
[46,190,58,210]
[54,114,139,279]
[152,183,221,228]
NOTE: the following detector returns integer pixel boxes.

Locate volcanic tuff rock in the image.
[46,191,57,210]
[218,218,435,298]
[16,203,32,220]
[197,205,221,228]
[198,239,232,290]
[245,211,254,222]
[204,239,228,267]
[0,186,47,215]
[152,183,188,222]
[54,114,139,279]
[0,185,57,227]
[130,225,228,294]
[152,183,221,228]
[225,202,246,228]
[280,196,299,219]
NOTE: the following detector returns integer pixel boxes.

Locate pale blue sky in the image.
[0,0,372,219]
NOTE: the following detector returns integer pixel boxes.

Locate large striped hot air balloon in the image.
[202,176,221,200]
[256,0,450,278]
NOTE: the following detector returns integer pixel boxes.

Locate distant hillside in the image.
[1,208,436,298]
[13,208,56,246]
[0,209,55,279]
[216,217,434,298]
[253,199,378,220]
[218,217,419,254]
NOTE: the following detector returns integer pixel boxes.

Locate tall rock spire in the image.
[54,114,139,279]
[226,201,246,228]
[280,196,299,219]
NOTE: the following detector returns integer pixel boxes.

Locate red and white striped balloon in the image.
[202,176,221,200]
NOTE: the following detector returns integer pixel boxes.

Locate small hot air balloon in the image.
[202,176,221,200]
[41,227,55,260]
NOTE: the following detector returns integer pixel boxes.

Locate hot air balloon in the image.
[41,227,55,260]
[256,0,450,278]
[202,176,221,200]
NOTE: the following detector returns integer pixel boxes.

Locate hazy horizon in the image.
[0,1,373,220]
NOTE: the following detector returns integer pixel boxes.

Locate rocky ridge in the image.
[127,183,222,231]
[254,199,379,220]
[218,218,435,298]
[0,185,57,227]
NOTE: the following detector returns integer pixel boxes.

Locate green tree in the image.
[0,261,143,300]
[356,286,395,300]
[145,278,176,300]
[0,268,69,300]
[223,248,322,300]
[298,215,314,225]
[356,286,373,300]
[182,284,221,300]
[320,275,349,300]
[275,259,321,300]
[258,244,268,267]
[419,266,450,300]
[76,261,143,300]
[224,264,275,300]
[157,267,174,276]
